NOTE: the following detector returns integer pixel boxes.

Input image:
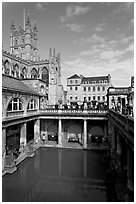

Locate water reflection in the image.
[3,147,113,202]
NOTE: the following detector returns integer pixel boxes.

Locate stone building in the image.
[67,74,112,106]
[2,13,64,167]
[3,13,64,107]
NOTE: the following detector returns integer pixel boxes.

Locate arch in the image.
[88,126,103,136]
[27,99,37,110]
[41,67,49,85]
[13,63,19,78]
[7,97,23,112]
[4,60,10,75]
[67,124,82,135]
[21,67,27,78]
[31,68,38,79]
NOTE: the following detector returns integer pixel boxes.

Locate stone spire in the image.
[26,13,31,26]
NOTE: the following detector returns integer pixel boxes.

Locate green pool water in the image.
[2,147,117,202]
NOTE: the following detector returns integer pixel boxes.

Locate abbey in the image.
[2,13,64,106]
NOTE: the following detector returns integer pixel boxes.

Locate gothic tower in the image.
[10,12,38,61]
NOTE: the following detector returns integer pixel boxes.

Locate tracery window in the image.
[42,67,49,85]
[4,60,10,75]
[31,68,38,79]
[21,67,27,78]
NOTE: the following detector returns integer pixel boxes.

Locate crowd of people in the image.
[111,97,133,117]
[54,101,107,111]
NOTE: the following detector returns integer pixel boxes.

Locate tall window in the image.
[103,86,105,91]
[70,87,72,90]
[88,87,91,91]
[93,96,95,101]
[42,67,49,85]
[103,96,105,101]
[7,98,23,112]
[98,96,100,101]
[97,87,100,92]
[27,99,37,110]
[14,64,19,78]
[93,87,95,92]
[31,68,38,79]
[75,86,78,90]
[22,67,27,78]
[4,60,10,75]
[84,87,86,92]
[75,80,77,84]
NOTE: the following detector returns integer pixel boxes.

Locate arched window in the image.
[31,68,38,79]
[21,67,27,78]
[4,60,10,75]
[27,99,37,110]
[42,67,49,85]
[7,98,23,112]
[14,64,19,78]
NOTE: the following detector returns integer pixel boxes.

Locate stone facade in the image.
[3,13,64,106]
[67,74,112,104]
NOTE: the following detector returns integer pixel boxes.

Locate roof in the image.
[68,74,80,79]
[2,74,40,96]
[81,75,109,84]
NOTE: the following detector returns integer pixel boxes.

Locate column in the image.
[34,119,40,143]
[116,133,122,168]
[2,128,6,171]
[83,119,87,149]
[125,147,134,201]
[20,123,27,153]
[58,119,62,146]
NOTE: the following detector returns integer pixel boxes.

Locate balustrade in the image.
[6,110,24,117]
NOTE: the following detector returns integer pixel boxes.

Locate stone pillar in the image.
[20,123,27,146]
[83,151,87,178]
[116,133,122,168]
[2,128,6,155]
[125,147,134,201]
[2,128,6,171]
[83,119,87,149]
[58,119,62,146]
[34,119,40,143]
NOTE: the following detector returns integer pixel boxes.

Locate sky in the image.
[2,2,134,89]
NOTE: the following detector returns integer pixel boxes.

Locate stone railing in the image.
[6,110,24,118]
[108,109,134,137]
[39,109,107,115]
